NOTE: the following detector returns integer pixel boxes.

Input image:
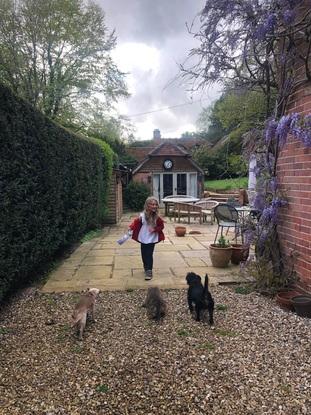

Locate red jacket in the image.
[129,216,165,243]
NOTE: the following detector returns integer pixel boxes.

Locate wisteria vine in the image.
[183,0,311,289]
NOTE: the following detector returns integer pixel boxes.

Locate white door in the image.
[153,174,160,201]
[189,173,197,197]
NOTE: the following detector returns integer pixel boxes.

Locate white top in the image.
[138,213,159,244]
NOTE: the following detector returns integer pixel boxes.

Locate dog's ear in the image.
[186,272,201,284]
[193,273,202,283]
[89,288,100,296]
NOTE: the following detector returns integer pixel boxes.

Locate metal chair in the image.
[214,204,240,243]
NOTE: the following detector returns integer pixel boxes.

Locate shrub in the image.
[0,85,109,302]
[90,137,114,217]
[215,235,230,248]
[123,181,150,211]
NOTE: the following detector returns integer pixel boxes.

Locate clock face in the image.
[163,159,173,170]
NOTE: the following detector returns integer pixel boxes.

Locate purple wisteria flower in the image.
[253,192,266,212]
[283,9,295,25]
[269,177,278,192]
[267,153,276,171]
[260,205,278,225]
[276,114,292,147]
[290,113,311,147]
[244,229,256,246]
[266,14,277,31]
[265,118,278,143]
[271,197,288,208]
[257,228,269,251]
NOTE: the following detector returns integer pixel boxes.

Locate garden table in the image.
[162,196,200,216]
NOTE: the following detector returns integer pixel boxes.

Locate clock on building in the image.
[163,159,173,170]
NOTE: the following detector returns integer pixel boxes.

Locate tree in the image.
[0,0,128,121]
[196,103,227,145]
[180,131,197,139]
[182,0,311,117]
[192,89,267,177]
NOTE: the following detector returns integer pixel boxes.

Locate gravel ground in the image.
[0,286,310,415]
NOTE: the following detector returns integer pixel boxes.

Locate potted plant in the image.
[276,289,302,311]
[209,235,232,268]
[292,295,311,317]
[231,243,249,265]
[175,226,186,237]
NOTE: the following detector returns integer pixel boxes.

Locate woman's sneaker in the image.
[145,270,153,280]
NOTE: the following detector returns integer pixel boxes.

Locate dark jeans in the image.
[140,243,155,271]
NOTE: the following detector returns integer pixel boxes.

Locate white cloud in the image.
[98,0,222,140]
[112,42,160,74]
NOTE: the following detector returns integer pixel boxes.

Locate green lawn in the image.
[204,177,248,191]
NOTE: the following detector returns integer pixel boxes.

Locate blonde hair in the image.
[144,196,159,226]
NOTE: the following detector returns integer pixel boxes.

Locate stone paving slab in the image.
[41,213,248,293]
[87,249,115,256]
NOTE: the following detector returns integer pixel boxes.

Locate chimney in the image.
[153,129,161,143]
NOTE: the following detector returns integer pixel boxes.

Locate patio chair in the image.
[173,202,203,224]
[195,200,219,224]
[214,204,240,243]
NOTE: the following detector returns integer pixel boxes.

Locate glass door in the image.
[163,174,173,198]
[177,174,187,195]
[189,173,197,197]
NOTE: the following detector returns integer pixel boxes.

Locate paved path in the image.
[41,213,248,293]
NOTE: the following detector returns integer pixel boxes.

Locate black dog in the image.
[186,272,214,326]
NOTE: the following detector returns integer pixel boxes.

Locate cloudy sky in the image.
[97,0,221,140]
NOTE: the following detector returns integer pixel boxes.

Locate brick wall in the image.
[103,170,123,224]
[277,62,311,292]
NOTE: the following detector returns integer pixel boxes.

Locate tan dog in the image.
[71,288,100,340]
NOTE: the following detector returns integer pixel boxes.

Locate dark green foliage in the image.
[234,285,254,295]
[89,137,114,216]
[0,85,111,302]
[128,139,153,147]
[192,144,247,179]
[119,152,138,169]
[123,181,150,211]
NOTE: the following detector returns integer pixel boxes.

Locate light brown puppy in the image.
[71,288,100,340]
[143,287,167,320]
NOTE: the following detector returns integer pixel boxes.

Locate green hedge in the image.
[0,85,112,302]
[90,137,114,217]
[123,181,150,211]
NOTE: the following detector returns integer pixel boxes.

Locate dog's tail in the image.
[203,273,209,294]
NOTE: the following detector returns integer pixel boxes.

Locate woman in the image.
[129,196,165,280]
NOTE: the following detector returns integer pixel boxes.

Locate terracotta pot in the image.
[292,295,311,318]
[175,226,186,237]
[231,244,249,265]
[209,244,232,268]
[276,290,301,311]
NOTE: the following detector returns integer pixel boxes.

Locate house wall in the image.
[277,48,311,291]
[132,156,204,198]
[132,172,152,190]
[139,156,199,172]
[103,170,123,224]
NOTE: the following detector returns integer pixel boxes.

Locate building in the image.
[128,130,204,203]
